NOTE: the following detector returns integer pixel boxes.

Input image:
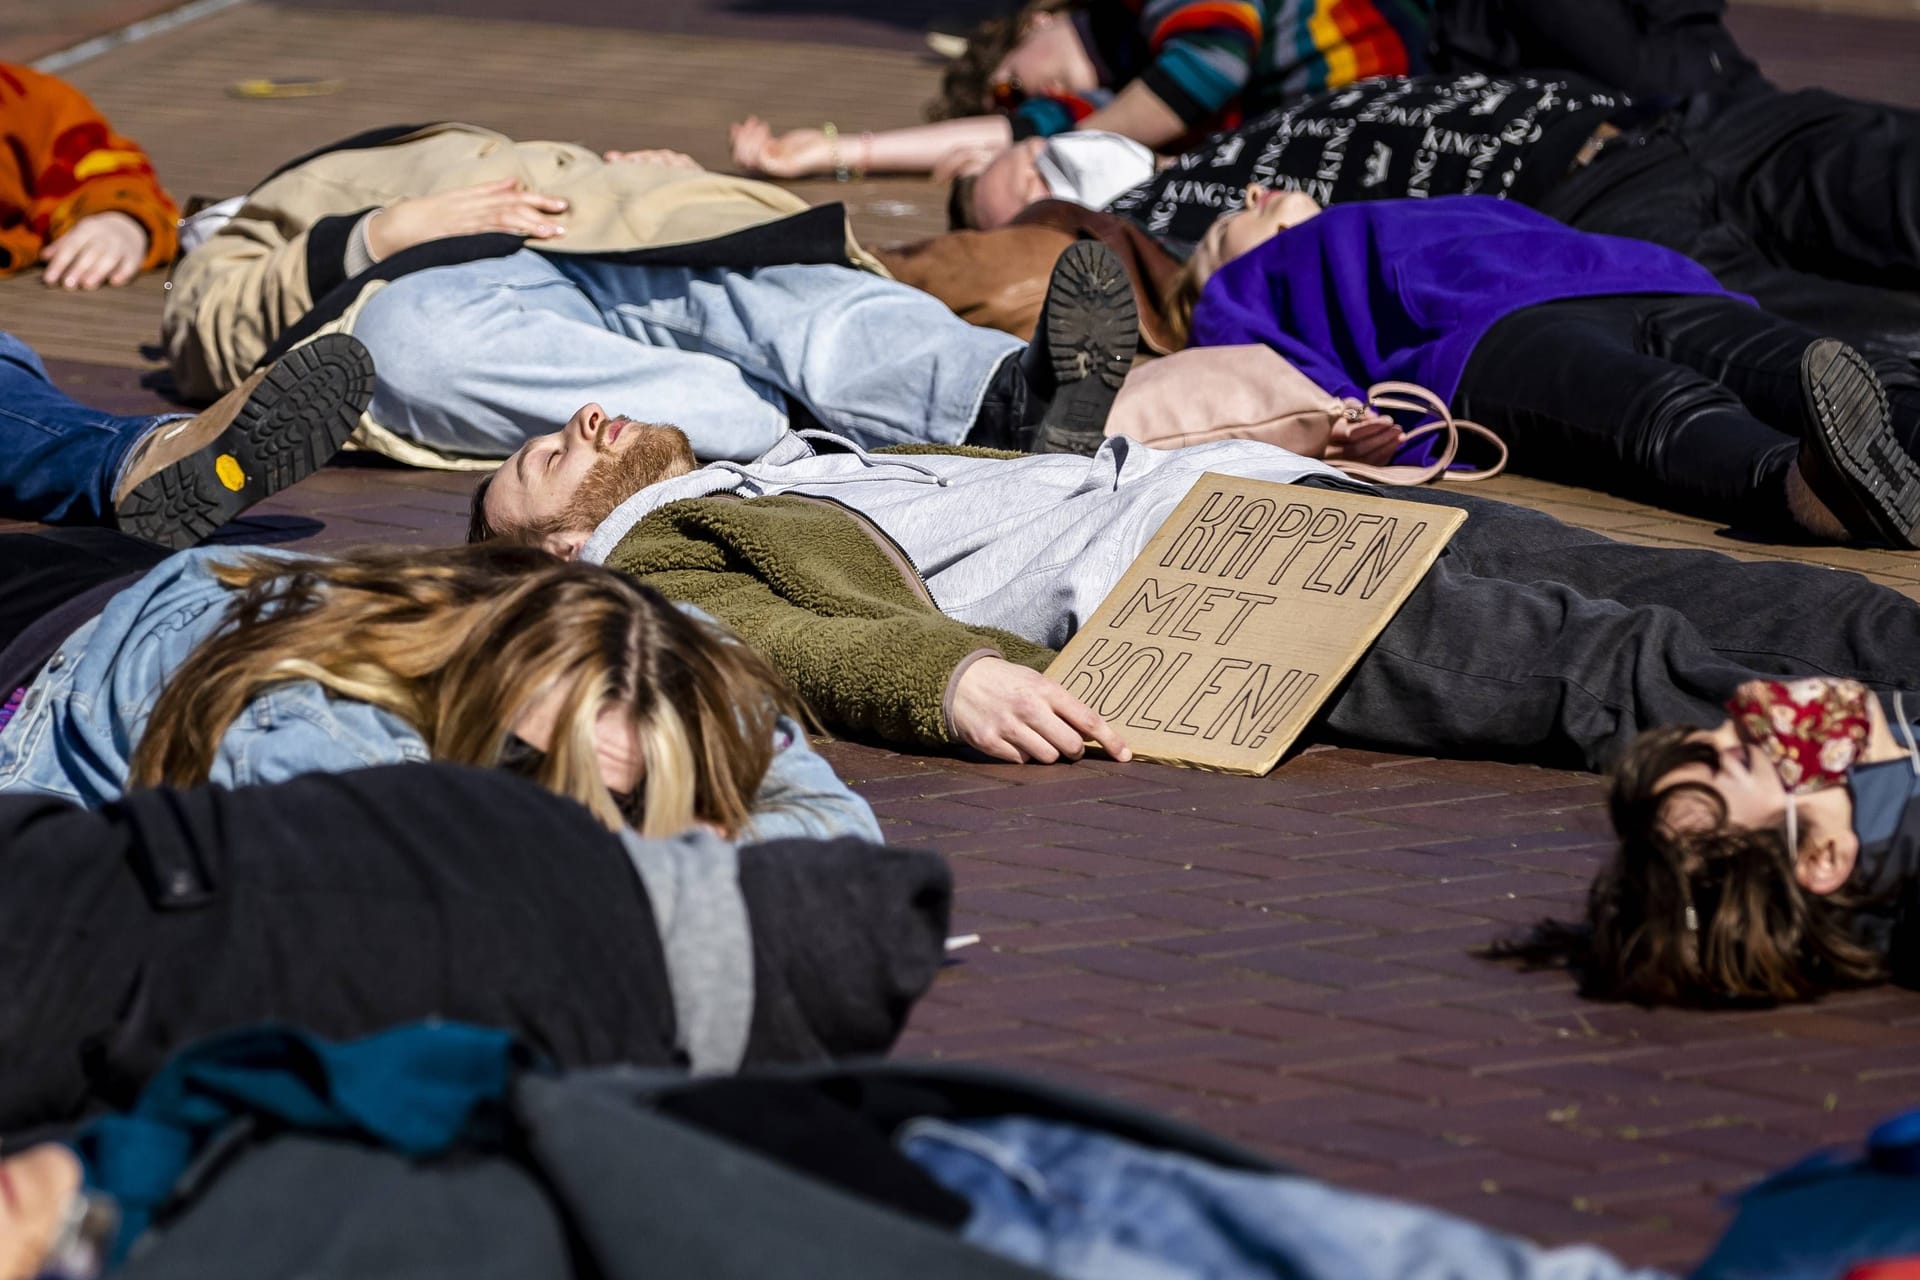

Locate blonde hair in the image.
[129,545,801,837]
[1162,252,1208,351]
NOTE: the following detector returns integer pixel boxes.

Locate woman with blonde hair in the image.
[0,531,876,842]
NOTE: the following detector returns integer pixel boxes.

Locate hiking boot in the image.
[1792,338,1920,549]
[113,334,374,550]
[1024,240,1139,455]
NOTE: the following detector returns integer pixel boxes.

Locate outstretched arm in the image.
[1073,79,1190,150]
[740,715,884,843]
[615,499,1127,763]
[655,565,1129,765]
[730,114,1014,179]
[1125,0,1265,135]
[163,177,567,400]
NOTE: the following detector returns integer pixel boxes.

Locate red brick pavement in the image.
[18,363,1894,1274]
[5,2,1920,1271]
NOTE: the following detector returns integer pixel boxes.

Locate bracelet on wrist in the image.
[823,121,850,183]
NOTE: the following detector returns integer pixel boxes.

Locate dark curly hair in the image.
[1488,724,1886,1005]
[928,0,1083,121]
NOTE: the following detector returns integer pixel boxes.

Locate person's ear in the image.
[1795,835,1853,896]
[541,529,590,561]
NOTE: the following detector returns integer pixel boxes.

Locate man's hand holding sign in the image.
[1021,475,1463,774]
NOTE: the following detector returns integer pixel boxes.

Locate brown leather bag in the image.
[874,200,1184,353]
[875,223,1073,340]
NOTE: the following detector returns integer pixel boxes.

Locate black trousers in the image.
[1453,293,1920,528]
[0,530,166,690]
[1537,85,1920,362]
[1300,477,1920,772]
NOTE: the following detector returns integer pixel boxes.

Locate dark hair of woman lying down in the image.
[1493,678,1920,1006]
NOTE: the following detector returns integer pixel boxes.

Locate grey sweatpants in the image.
[1307,477,1920,770]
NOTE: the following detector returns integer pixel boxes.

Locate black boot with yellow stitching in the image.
[113,334,374,550]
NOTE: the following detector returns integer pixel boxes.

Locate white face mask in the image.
[1034,132,1156,210]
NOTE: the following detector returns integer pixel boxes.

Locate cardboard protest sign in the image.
[1044,475,1464,775]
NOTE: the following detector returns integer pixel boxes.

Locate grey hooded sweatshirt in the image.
[580,431,1340,649]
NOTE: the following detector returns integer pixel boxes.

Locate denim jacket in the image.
[0,547,879,843]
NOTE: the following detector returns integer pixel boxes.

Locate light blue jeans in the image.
[902,1117,1673,1280]
[351,250,1024,460]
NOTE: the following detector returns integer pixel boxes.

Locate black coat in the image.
[111,1062,1294,1280]
[1428,0,1760,102]
[0,764,948,1133]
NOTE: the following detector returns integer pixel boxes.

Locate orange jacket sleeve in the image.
[0,62,179,274]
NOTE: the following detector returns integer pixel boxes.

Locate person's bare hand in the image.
[729,116,830,178]
[0,1145,82,1280]
[1325,399,1404,466]
[41,211,148,290]
[603,148,702,170]
[365,178,568,260]
[949,655,1132,764]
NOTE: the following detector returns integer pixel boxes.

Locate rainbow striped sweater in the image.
[1014,0,1433,140]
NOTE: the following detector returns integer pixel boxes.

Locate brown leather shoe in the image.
[1794,339,1920,550]
[112,334,374,549]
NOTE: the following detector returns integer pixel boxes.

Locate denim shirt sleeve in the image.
[740,715,882,844]
[209,680,432,790]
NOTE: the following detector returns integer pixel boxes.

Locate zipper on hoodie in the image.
[786,494,937,607]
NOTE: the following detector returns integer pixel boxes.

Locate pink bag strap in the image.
[1328,381,1509,486]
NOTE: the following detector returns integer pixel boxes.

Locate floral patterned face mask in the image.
[1726,677,1873,796]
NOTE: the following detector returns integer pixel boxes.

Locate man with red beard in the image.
[469,405,1920,777]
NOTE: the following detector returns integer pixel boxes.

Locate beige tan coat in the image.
[162,123,882,468]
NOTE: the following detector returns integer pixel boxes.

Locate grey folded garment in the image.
[620,828,951,1074]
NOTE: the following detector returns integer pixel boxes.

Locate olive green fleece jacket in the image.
[606,493,1056,749]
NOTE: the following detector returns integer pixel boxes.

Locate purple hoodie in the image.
[1190,195,1744,404]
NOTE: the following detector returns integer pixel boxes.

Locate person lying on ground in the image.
[0,534,876,843]
[728,0,1430,184]
[468,408,1920,774]
[1426,0,1755,105]
[162,124,1137,470]
[956,67,1920,362]
[7,1024,1672,1280]
[0,63,178,291]
[0,763,943,1133]
[1501,677,1920,1007]
[963,70,1622,235]
[1427,0,1920,363]
[0,330,372,550]
[1168,189,1920,547]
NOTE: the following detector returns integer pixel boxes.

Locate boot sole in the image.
[1037,241,1139,455]
[1800,338,1920,550]
[115,334,375,550]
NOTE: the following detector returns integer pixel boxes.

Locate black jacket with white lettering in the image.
[1109,71,1624,256]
